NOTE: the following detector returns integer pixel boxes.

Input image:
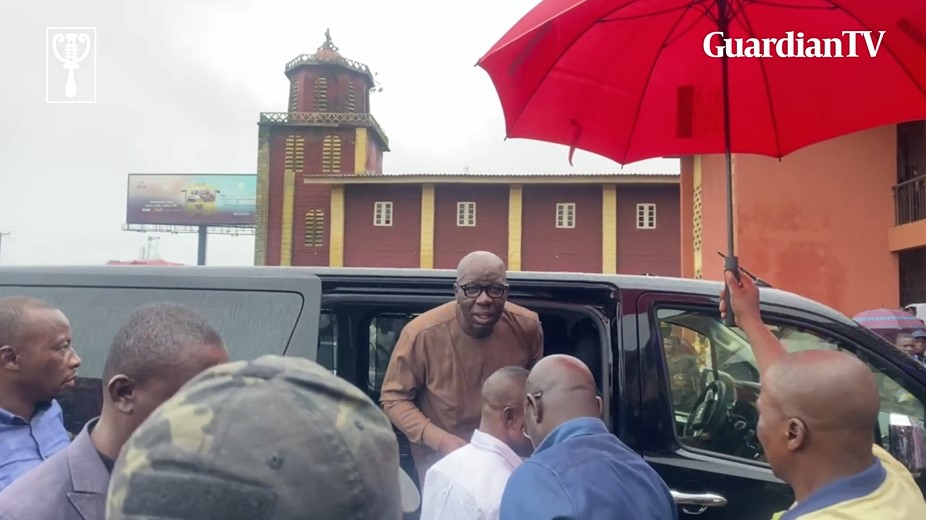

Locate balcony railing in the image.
[259,112,389,149]
[893,174,926,226]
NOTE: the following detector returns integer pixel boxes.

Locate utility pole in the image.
[0,231,9,265]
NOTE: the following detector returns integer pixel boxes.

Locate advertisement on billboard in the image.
[126,174,257,226]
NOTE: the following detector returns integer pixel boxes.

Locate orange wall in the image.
[701,125,899,316]
[698,154,735,281]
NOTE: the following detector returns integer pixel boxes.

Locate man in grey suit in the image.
[0,303,229,520]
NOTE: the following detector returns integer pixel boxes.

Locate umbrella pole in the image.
[718,0,740,327]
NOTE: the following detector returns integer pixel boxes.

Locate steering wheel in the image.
[683,379,733,439]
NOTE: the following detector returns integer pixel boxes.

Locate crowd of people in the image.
[0,251,924,519]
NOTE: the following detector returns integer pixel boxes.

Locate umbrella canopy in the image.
[853,308,926,332]
[478,0,926,324]
[477,0,926,164]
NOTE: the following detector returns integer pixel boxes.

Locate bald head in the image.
[479,366,533,456]
[481,366,529,412]
[765,350,879,434]
[523,355,601,447]
[528,355,597,396]
[456,251,506,281]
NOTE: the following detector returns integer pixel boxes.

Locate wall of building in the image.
[366,138,382,174]
[433,184,509,269]
[291,65,370,114]
[263,128,288,266]
[617,185,681,276]
[733,125,898,316]
[292,183,331,267]
[521,185,603,273]
[343,184,421,267]
[302,128,355,175]
[679,157,695,278]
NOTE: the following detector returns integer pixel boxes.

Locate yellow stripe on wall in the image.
[420,184,435,269]
[354,127,368,175]
[254,126,271,266]
[279,167,295,266]
[602,185,617,273]
[508,185,523,271]
[693,155,704,279]
[329,186,345,267]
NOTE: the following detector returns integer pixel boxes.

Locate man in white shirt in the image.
[420,366,533,520]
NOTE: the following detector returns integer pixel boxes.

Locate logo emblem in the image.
[46,27,97,103]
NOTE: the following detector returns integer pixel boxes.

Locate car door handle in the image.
[671,490,727,515]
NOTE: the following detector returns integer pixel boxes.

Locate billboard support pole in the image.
[197,226,207,266]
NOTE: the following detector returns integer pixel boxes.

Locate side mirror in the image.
[888,413,926,476]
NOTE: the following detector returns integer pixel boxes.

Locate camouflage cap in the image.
[106,355,419,520]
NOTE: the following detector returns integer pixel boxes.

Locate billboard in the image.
[126,174,257,226]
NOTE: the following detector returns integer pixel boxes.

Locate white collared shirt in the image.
[420,429,523,520]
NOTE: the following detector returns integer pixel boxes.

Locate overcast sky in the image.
[0,0,678,266]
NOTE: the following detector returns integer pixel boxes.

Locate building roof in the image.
[303,172,680,185]
[284,30,375,85]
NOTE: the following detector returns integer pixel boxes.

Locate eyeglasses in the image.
[456,283,509,299]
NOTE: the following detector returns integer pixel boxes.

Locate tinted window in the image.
[317,310,337,374]
[0,286,304,377]
[368,313,417,394]
[0,286,305,433]
[658,307,926,463]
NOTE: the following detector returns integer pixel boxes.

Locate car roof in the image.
[0,265,854,327]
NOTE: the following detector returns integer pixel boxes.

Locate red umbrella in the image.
[478,0,926,322]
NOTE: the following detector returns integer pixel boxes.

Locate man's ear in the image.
[108,375,137,414]
[785,417,807,451]
[595,396,603,418]
[0,345,19,370]
[503,406,517,426]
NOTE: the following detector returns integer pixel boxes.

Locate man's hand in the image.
[438,434,468,455]
[720,270,762,329]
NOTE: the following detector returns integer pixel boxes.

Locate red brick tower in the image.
[255,30,389,266]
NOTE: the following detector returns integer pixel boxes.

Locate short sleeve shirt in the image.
[772,445,926,519]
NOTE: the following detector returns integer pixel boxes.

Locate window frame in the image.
[373,201,393,227]
[636,203,657,229]
[555,202,576,229]
[456,201,476,227]
[650,299,926,468]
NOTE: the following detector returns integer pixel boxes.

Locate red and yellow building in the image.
[254,35,682,276]
[255,34,926,316]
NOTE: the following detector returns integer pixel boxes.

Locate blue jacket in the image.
[500,417,677,520]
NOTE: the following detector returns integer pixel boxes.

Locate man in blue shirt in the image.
[0,296,81,491]
[500,354,676,520]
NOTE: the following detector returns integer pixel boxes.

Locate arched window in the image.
[322,135,342,173]
[284,135,305,173]
[346,81,357,112]
[305,208,325,248]
[314,77,328,112]
[288,80,299,112]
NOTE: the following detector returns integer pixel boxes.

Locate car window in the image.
[658,307,926,463]
[368,313,417,394]
[317,310,337,374]
[0,286,305,434]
